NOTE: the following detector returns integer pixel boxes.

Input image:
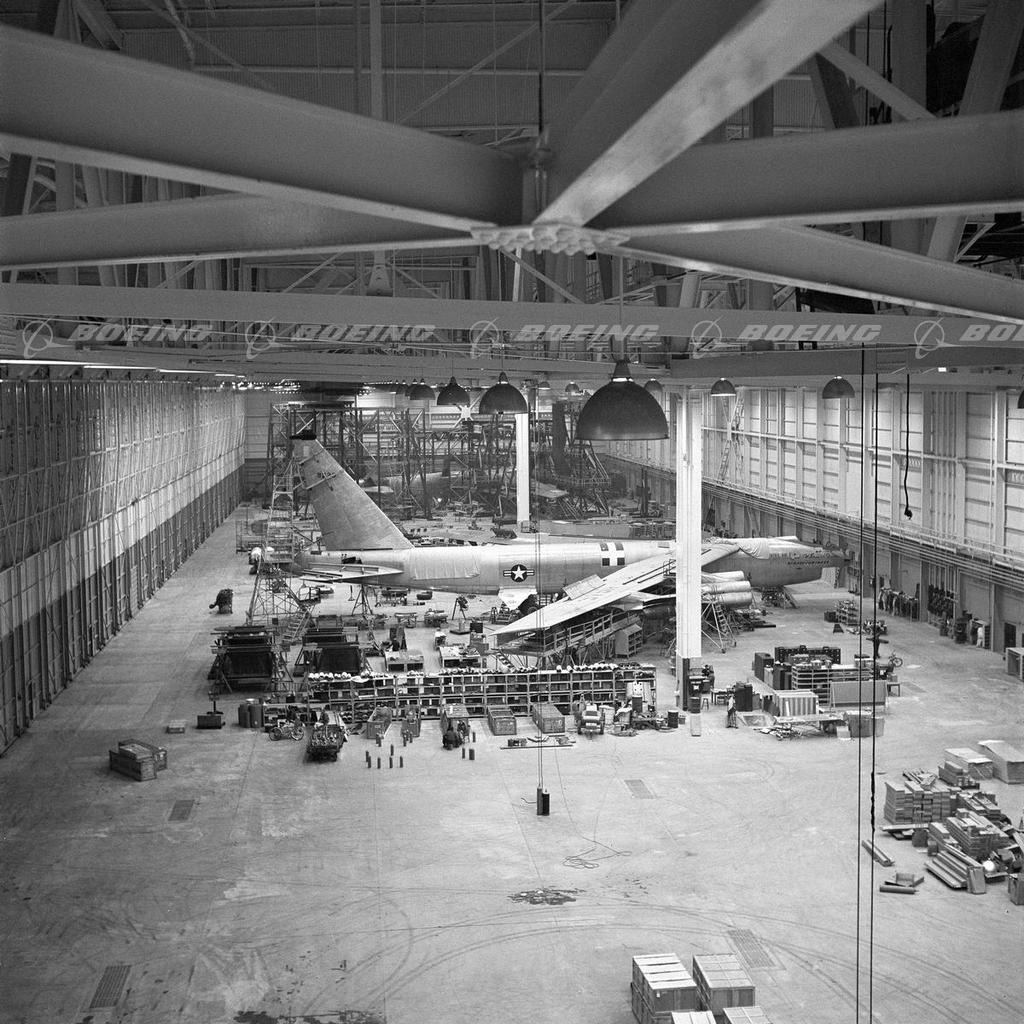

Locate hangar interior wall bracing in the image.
[0,382,244,753]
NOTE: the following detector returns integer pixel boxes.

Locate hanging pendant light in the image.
[564,381,583,398]
[576,358,669,440]
[408,379,434,403]
[478,371,528,415]
[822,376,855,400]
[709,378,737,398]
[536,376,552,391]
[436,375,470,407]
[644,378,664,397]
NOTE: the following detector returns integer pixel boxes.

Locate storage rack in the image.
[301,664,657,728]
[788,662,876,706]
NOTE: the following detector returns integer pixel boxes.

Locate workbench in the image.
[438,645,484,670]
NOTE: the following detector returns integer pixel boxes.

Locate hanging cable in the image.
[537,0,546,137]
[868,365,881,1024]
[854,344,866,1022]
[903,373,913,519]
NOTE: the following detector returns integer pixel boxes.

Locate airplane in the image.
[288,438,848,598]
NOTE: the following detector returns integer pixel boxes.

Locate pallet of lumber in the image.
[945,810,1013,860]
[958,791,1009,824]
[937,761,976,789]
[884,778,956,825]
[944,747,994,780]
[925,845,986,893]
[977,740,1024,784]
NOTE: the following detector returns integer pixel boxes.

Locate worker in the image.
[442,725,463,750]
[726,693,738,728]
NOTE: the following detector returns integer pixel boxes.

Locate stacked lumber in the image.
[630,954,699,1024]
[958,791,1008,824]
[668,1014,716,1024]
[977,740,1024,784]
[945,810,1013,860]
[925,845,987,893]
[108,743,158,782]
[944,747,994,780]
[884,777,956,825]
[937,761,976,789]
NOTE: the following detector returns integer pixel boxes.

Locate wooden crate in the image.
[165,720,186,734]
[486,703,516,735]
[977,739,1024,784]
[531,701,565,734]
[440,703,470,735]
[1008,874,1024,906]
[118,739,167,771]
[670,1014,716,1024]
[722,1008,774,1023]
[630,984,682,1024]
[692,955,755,1015]
[633,955,681,990]
[108,749,158,782]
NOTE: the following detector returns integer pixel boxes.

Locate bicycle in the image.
[886,652,903,670]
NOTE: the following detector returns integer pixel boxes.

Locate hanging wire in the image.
[868,363,881,1023]
[903,373,913,519]
[854,345,866,1021]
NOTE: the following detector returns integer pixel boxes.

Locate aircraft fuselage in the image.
[298,539,673,595]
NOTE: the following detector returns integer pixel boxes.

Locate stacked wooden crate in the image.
[668,1014,716,1024]
[531,702,565,734]
[944,747,994,780]
[630,955,700,1024]
[883,778,955,825]
[722,1009,774,1024]
[108,742,159,782]
[937,761,974,788]
[485,703,516,735]
[945,810,1013,860]
[977,740,1024,784]
[692,955,755,1018]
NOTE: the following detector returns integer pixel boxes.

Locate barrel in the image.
[666,708,680,729]
[687,696,702,714]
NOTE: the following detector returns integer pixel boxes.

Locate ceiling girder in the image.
[597,111,1024,233]
[0,25,520,232]
[924,1,1024,262]
[615,225,1024,322]
[0,195,469,270]
[539,0,882,226]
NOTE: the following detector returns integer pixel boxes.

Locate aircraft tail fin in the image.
[294,439,412,551]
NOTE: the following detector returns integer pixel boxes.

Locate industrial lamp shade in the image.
[709,377,737,398]
[644,378,664,397]
[408,380,435,402]
[478,371,528,415]
[576,359,669,441]
[564,381,584,398]
[536,376,552,391]
[436,375,471,407]
[822,376,856,400]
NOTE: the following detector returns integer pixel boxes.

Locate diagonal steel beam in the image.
[0,195,470,269]
[924,1,1024,262]
[614,225,1024,321]
[539,0,881,226]
[818,42,932,121]
[597,112,1024,233]
[0,25,520,231]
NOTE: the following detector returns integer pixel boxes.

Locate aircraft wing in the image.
[701,540,742,569]
[492,555,674,638]
[292,564,405,585]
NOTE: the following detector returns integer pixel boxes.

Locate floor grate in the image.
[728,928,776,968]
[169,799,194,822]
[89,964,131,1008]
[624,779,655,799]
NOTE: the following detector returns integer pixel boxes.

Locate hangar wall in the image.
[602,384,1024,654]
[0,381,245,754]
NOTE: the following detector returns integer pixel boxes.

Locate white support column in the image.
[674,390,703,699]
[515,412,531,529]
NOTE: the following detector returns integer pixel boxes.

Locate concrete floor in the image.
[2,508,1022,1024]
